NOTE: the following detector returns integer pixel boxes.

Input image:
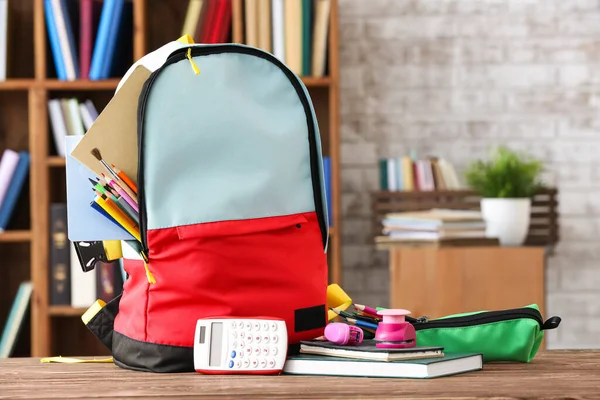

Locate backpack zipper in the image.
[137,45,328,256]
[411,308,560,331]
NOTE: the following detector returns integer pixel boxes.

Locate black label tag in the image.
[295,304,326,332]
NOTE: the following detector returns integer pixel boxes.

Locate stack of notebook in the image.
[376,208,497,246]
[284,340,483,379]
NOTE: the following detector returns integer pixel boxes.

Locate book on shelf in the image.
[48,97,99,156]
[379,155,461,192]
[0,281,33,358]
[0,0,7,81]
[44,0,133,81]
[50,201,125,308]
[180,0,330,77]
[0,150,30,233]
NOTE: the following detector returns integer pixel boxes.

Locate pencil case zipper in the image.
[410,307,561,331]
[136,45,328,258]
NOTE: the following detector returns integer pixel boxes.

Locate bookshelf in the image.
[0,0,340,358]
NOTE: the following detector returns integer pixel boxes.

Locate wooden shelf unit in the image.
[0,0,340,357]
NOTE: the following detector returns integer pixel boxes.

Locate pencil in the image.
[111,164,138,194]
[90,201,128,233]
[111,180,139,212]
[95,196,140,242]
[346,318,379,331]
[354,304,380,317]
[116,195,139,224]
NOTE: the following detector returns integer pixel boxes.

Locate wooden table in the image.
[0,351,598,399]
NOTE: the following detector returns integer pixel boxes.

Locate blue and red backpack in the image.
[85,39,330,372]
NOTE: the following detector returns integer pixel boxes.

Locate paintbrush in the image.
[91,148,137,202]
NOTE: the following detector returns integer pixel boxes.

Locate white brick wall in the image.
[338,0,600,348]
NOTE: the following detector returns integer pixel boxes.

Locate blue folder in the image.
[65,135,134,241]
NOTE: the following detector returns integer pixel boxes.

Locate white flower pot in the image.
[480,198,531,246]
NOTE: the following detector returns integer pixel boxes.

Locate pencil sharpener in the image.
[374,309,416,349]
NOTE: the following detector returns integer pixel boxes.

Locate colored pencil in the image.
[354,304,379,317]
[116,196,139,224]
[90,201,129,234]
[111,164,138,194]
[346,317,379,331]
[110,180,139,212]
[95,195,140,241]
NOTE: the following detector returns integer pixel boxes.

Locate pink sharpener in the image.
[374,309,416,349]
[324,322,364,345]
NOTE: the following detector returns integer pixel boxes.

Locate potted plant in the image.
[464,146,543,246]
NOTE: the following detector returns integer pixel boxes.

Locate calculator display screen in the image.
[209,322,223,366]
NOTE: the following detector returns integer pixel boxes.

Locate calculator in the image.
[194,317,288,374]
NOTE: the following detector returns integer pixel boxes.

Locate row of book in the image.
[245,0,330,77]
[180,0,331,77]
[49,203,125,307]
[44,0,133,80]
[181,0,232,44]
[379,157,461,192]
[0,150,30,232]
[48,97,99,156]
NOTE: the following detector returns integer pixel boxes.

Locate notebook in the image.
[283,353,483,379]
[66,135,134,241]
[299,340,444,362]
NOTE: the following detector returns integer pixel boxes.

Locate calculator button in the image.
[231,321,237,328]
[235,360,241,368]
[253,347,261,356]
[250,359,258,368]
[253,322,261,331]
[246,335,253,344]
[268,359,276,368]
[238,331,245,339]
[228,360,234,368]
[242,359,249,368]
[270,322,278,331]
[231,331,237,339]
[237,321,244,329]
[231,350,236,359]
[271,334,278,343]
[262,347,269,356]
[262,322,269,331]
[254,334,261,344]
[245,347,252,356]
[239,341,245,349]
[259,359,267,368]
[238,349,244,358]
[270,346,278,356]
[245,322,252,330]
[263,335,270,344]
[231,341,237,349]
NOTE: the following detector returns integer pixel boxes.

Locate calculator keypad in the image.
[227,320,283,370]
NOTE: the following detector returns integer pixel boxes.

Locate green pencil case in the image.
[410,304,561,363]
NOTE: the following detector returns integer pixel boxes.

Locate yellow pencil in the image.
[95,195,141,242]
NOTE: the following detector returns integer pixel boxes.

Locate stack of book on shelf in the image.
[48,97,99,156]
[283,338,483,379]
[376,209,497,247]
[44,0,133,80]
[180,0,233,45]
[0,149,30,233]
[50,203,125,308]
[379,155,461,191]
[0,0,7,81]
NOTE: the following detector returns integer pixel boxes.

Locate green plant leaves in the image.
[464,146,543,198]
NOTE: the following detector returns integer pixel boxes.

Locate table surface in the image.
[1,350,599,399]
